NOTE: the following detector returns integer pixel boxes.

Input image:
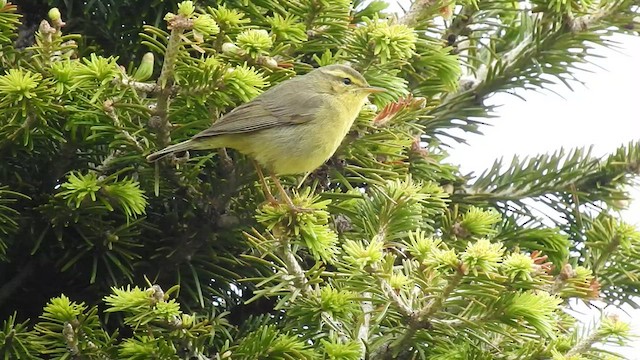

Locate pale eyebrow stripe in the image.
[322,70,365,85]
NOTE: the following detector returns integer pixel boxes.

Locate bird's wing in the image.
[192,89,328,140]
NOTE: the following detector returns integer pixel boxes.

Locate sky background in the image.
[447,32,640,360]
[385,0,640,357]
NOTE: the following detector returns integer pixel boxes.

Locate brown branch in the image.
[398,0,439,27]
[565,8,608,32]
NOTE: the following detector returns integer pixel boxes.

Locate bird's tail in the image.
[146,139,195,162]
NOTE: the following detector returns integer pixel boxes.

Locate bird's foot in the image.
[288,205,314,213]
[280,194,313,213]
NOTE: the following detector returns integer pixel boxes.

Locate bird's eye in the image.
[342,77,352,85]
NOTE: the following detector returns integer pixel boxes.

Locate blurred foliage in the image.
[16,0,183,64]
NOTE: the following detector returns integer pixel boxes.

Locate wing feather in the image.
[193,82,328,140]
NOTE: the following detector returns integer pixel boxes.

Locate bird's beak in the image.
[360,86,386,94]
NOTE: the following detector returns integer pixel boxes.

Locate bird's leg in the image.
[270,173,298,210]
[252,160,277,204]
[255,167,309,213]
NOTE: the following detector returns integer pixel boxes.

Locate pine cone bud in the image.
[164,12,176,22]
[222,42,241,55]
[48,7,61,22]
[133,52,154,81]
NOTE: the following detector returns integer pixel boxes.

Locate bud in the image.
[262,57,278,69]
[38,20,55,35]
[164,12,176,22]
[442,183,454,194]
[150,284,165,302]
[221,42,241,55]
[439,2,455,20]
[181,314,194,327]
[461,239,504,276]
[133,52,154,81]
[343,239,384,269]
[63,322,76,345]
[177,1,195,17]
[102,99,115,112]
[48,7,61,22]
[558,263,575,280]
[413,96,427,108]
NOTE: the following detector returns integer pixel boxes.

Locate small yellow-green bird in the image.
[146,64,384,208]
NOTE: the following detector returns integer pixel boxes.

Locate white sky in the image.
[447,35,640,223]
[385,1,640,357]
[449,33,640,359]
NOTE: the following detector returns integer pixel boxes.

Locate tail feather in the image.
[146,140,195,162]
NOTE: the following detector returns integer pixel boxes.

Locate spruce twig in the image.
[276,240,311,292]
[153,14,191,147]
[565,329,602,357]
[398,0,439,27]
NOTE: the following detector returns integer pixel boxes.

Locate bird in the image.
[146,64,385,209]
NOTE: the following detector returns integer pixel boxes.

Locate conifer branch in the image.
[375,266,465,359]
[565,8,608,32]
[398,0,438,27]
[460,142,640,219]
[591,234,621,274]
[380,278,413,316]
[429,2,636,132]
[1,113,36,150]
[417,266,464,321]
[478,3,622,93]
[357,292,372,352]
[276,237,350,342]
[372,230,414,316]
[153,15,191,147]
[277,240,311,292]
[94,152,119,174]
[115,76,160,93]
[442,6,475,42]
[565,329,601,357]
[103,99,145,152]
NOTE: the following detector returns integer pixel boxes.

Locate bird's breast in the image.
[245,99,362,175]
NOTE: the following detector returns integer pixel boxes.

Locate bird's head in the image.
[313,64,385,104]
